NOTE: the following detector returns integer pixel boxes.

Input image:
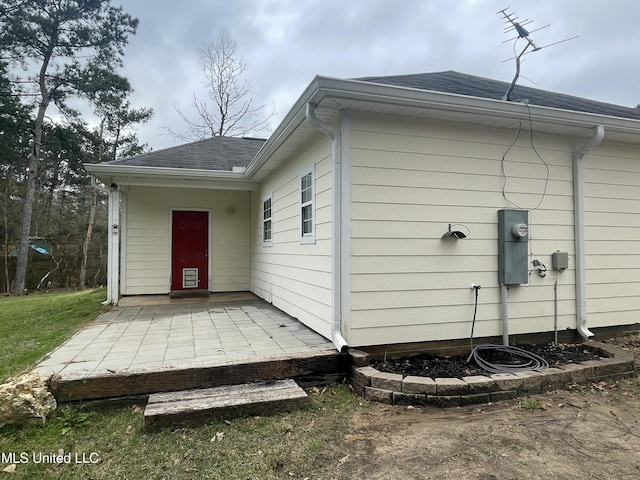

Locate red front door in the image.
[171,210,209,291]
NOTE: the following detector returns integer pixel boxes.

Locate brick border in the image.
[349,341,637,407]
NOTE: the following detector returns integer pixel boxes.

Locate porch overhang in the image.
[84,164,260,191]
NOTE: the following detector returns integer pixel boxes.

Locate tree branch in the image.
[168,26,275,140]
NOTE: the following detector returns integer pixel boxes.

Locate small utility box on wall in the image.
[552,251,569,271]
[498,209,529,285]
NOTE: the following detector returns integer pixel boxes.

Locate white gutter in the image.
[319,77,640,134]
[305,102,348,353]
[84,163,251,181]
[245,77,326,180]
[246,75,640,186]
[573,125,605,341]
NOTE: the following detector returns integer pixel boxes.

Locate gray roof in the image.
[100,71,640,174]
[106,136,266,171]
[357,70,640,121]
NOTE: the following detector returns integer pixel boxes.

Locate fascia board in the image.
[90,77,640,187]
[244,77,331,179]
[321,77,640,134]
[244,76,640,181]
[84,163,247,180]
[83,163,257,190]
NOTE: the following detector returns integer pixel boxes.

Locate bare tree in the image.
[169,27,275,141]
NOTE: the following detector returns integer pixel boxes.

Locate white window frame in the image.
[262,194,272,247]
[300,167,315,244]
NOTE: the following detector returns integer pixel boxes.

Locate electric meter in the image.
[512,222,528,238]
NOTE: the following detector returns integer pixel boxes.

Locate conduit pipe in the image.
[305,103,348,353]
[572,125,604,341]
[500,284,509,346]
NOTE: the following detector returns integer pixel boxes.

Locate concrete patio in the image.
[35,293,343,402]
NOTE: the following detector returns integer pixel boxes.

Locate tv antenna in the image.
[498,8,578,101]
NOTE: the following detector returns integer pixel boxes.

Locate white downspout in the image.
[305,103,348,352]
[106,183,121,306]
[572,125,604,341]
[89,176,116,306]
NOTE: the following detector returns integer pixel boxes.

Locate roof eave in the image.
[245,77,640,180]
[85,163,246,179]
[244,76,328,179]
[322,76,640,134]
[84,163,257,189]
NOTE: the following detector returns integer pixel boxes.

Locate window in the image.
[262,196,272,245]
[300,169,314,243]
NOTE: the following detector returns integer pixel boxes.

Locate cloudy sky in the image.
[113,0,640,151]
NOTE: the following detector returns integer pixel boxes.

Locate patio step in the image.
[50,350,346,403]
[142,379,308,430]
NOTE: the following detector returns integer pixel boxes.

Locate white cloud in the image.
[112,0,640,151]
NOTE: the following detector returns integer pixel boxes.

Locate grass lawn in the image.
[0,289,365,478]
[0,289,107,382]
[0,385,362,479]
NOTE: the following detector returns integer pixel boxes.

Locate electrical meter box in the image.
[498,209,529,284]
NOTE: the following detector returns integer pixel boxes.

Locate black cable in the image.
[467,344,549,374]
[524,102,550,211]
[469,286,479,351]
[500,121,523,209]
[466,286,549,374]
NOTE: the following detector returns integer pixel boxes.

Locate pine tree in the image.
[0,0,138,294]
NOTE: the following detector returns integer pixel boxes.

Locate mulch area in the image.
[373,343,603,378]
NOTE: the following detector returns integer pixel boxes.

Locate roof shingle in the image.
[100,71,640,173]
[357,70,640,121]
[105,136,266,171]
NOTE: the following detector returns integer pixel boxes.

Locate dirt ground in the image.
[333,334,640,480]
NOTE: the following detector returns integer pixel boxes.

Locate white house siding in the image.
[250,135,334,339]
[124,186,250,295]
[347,112,578,347]
[583,143,640,328]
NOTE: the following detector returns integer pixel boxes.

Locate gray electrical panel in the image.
[498,209,529,284]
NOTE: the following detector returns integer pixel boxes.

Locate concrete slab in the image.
[34,294,337,387]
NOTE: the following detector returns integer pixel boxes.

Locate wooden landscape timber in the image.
[49,350,348,403]
[143,379,308,430]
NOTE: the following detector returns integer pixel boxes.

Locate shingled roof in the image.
[105,136,266,171]
[96,71,639,175]
[357,70,640,121]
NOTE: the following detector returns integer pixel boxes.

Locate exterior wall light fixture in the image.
[441,224,470,239]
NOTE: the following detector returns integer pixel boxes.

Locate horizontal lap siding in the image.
[250,136,333,339]
[347,113,577,347]
[125,189,169,294]
[124,187,250,295]
[584,144,640,327]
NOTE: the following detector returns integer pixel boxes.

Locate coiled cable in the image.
[466,285,549,374]
[466,343,549,374]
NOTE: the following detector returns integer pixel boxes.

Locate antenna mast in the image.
[498,8,577,101]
